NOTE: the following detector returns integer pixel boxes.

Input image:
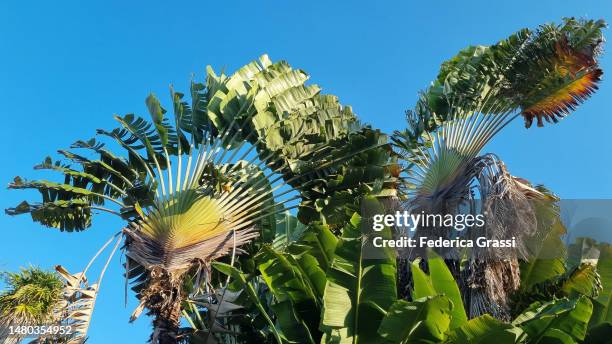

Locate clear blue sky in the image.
[1,1,611,342]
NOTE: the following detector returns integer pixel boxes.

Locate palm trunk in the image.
[143,266,185,344]
[152,307,181,344]
[461,259,520,321]
[378,196,413,299]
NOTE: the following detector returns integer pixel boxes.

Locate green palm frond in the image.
[419,17,605,128]
[391,18,605,322]
[511,263,602,317]
[396,18,605,202]
[0,267,64,343]
[7,55,384,343]
[6,199,93,231]
[7,54,373,232]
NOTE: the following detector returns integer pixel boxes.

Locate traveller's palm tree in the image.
[6,55,374,343]
[393,18,605,319]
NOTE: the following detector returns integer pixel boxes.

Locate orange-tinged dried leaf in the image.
[522,68,602,127]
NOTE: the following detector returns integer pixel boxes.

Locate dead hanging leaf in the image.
[54,265,99,344]
[55,265,87,287]
[130,301,147,322]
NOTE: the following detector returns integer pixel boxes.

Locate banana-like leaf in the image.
[7,150,142,231]
[512,263,601,317]
[567,238,612,328]
[296,223,338,270]
[289,223,338,297]
[298,128,392,226]
[320,197,397,343]
[251,222,338,343]
[271,211,307,250]
[205,55,383,207]
[410,251,468,329]
[560,263,602,298]
[35,156,102,184]
[590,294,612,329]
[584,322,612,344]
[269,300,315,344]
[580,242,612,329]
[445,314,521,344]
[519,226,567,290]
[256,245,319,343]
[146,94,171,147]
[512,296,593,342]
[212,262,282,344]
[8,179,105,205]
[595,243,612,313]
[59,145,146,202]
[6,199,92,232]
[69,139,141,182]
[206,55,360,154]
[377,295,453,343]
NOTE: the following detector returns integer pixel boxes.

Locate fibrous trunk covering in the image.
[461,155,539,320]
[397,155,543,321]
[462,259,521,321]
[142,266,185,344]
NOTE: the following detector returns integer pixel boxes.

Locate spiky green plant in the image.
[0,267,63,344]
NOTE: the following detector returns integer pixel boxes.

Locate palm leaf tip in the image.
[521,67,603,128]
[521,23,605,128]
[5,199,92,231]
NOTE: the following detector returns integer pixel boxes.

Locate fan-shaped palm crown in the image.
[6,55,372,343]
[393,18,605,320]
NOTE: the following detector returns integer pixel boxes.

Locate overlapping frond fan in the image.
[393,18,604,321]
[395,85,561,320]
[396,87,551,206]
[395,17,605,205]
[202,55,365,191]
[7,55,378,343]
[416,17,605,128]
